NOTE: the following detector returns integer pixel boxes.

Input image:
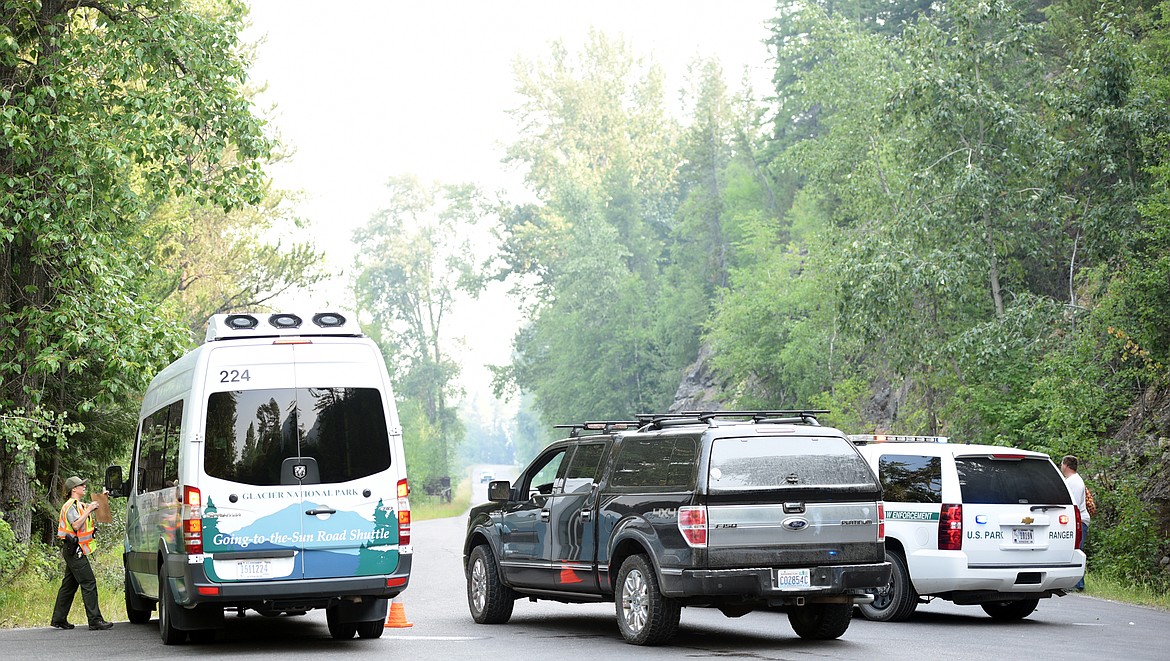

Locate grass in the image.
[412,475,472,521]
[0,543,125,629]
[1085,573,1170,610]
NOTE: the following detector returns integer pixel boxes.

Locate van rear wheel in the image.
[158,568,187,645]
[326,605,357,640]
[124,571,152,624]
[981,598,1038,620]
[356,619,384,639]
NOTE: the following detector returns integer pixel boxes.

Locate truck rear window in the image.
[709,436,874,490]
[204,387,391,486]
[954,456,1072,504]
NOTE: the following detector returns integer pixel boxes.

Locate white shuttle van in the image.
[105,311,411,644]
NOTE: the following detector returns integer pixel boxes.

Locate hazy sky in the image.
[242,1,776,400]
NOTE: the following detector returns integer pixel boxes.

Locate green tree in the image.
[0,0,270,542]
[353,175,485,485]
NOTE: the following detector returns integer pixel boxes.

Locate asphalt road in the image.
[2,513,1166,660]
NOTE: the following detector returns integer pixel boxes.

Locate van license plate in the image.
[1012,528,1034,544]
[773,568,811,589]
[237,560,272,579]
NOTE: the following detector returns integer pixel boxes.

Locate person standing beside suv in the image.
[1061,455,1090,590]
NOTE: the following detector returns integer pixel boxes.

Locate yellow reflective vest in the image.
[57,498,95,555]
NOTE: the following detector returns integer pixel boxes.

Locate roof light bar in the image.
[204,310,362,342]
[849,434,950,445]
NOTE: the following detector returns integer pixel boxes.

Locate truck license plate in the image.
[1012,528,1034,544]
[237,560,271,579]
[773,568,811,589]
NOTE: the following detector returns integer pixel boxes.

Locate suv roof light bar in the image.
[554,421,642,438]
[849,434,951,445]
[634,410,829,430]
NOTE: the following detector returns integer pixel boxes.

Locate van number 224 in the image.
[219,369,252,383]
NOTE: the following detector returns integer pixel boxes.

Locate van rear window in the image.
[709,436,874,490]
[204,388,391,486]
[954,456,1071,505]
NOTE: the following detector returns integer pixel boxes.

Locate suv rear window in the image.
[877,454,942,503]
[954,456,1071,505]
[204,387,391,486]
[709,436,874,490]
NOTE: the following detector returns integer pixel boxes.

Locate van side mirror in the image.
[488,480,512,502]
[104,465,124,498]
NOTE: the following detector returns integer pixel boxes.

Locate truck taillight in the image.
[678,505,707,548]
[878,502,885,542]
[938,503,962,551]
[397,479,410,546]
[182,485,203,555]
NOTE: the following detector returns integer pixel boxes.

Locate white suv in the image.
[850,435,1085,621]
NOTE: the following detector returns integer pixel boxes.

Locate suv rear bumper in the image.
[659,561,891,599]
[909,550,1085,594]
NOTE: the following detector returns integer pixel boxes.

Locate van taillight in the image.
[397,479,411,546]
[678,506,707,548]
[182,485,203,555]
[938,503,962,551]
[878,502,885,542]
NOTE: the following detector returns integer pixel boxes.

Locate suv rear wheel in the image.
[981,598,1039,620]
[787,602,852,640]
[615,554,680,645]
[858,551,918,622]
[467,545,515,624]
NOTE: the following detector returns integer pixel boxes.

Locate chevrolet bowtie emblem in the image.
[1021,516,1034,524]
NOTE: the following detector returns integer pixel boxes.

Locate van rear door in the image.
[952,454,1079,568]
[199,341,402,583]
[289,342,400,581]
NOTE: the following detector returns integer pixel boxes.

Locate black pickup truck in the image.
[462,411,891,645]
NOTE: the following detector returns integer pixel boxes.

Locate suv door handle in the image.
[580,509,592,521]
[306,507,337,516]
[540,509,550,521]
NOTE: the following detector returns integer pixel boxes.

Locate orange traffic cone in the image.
[384,598,413,628]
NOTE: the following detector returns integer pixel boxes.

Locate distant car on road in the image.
[479,471,494,483]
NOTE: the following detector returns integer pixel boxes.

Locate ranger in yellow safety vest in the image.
[50,476,114,631]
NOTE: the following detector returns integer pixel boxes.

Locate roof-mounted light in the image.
[313,312,347,328]
[224,314,259,330]
[269,313,302,329]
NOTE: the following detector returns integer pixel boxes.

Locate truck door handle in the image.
[540,509,550,521]
[580,509,592,521]
[306,507,336,516]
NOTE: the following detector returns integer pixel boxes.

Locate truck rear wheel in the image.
[615,554,680,646]
[788,602,852,640]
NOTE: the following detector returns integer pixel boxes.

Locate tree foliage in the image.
[0,0,271,542]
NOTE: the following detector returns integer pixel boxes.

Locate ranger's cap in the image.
[64,476,87,491]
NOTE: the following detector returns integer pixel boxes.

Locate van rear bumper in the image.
[163,553,412,607]
[658,561,890,599]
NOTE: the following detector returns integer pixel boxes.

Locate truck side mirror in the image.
[488,480,512,502]
[104,465,124,498]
